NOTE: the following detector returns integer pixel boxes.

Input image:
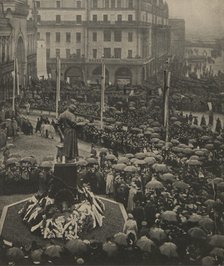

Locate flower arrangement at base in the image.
[19,186,105,241]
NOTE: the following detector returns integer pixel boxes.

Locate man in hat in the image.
[58,104,79,162]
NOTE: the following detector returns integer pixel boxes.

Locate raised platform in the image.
[0,197,127,245]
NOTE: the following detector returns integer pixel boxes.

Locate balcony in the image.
[87,20,152,28]
[87,57,153,65]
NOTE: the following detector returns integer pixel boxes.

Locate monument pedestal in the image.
[54,163,77,188]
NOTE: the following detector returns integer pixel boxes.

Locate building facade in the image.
[0,0,37,104]
[36,0,170,85]
[168,18,185,61]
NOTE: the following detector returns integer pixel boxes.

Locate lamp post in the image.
[100,56,105,130]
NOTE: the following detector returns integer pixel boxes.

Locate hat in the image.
[128,213,134,219]
[76,258,85,265]
[69,104,76,112]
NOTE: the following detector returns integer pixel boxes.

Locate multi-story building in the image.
[36,0,170,85]
[169,18,185,61]
[0,0,37,104]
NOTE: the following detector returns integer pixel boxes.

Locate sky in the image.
[166,0,224,40]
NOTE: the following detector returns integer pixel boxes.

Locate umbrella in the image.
[124,166,138,173]
[201,256,215,265]
[135,159,147,166]
[45,245,63,258]
[159,242,178,258]
[151,138,160,143]
[144,131,152,136]
[174,121,181,127]
[188,227,207,240]
[144,157,156,166]
[149,228,167,242]
[182,148,194,155]
[171,139,180,145]
[151,121,160,127]
[195,150,206,157]
[199,217,214,231]
[135,153,146,159]
[137,133,144,138]
[6,157,18,166]
[136,236,155,253]
[152,127,161,133]
[100,148,108,154]
[77,159,88,166]
[201,136,211,141]
[153,164,168,173]
[7,247,24,262]
[205,144,214,150]
[9,153,21,159]
[204,199,216,208]
[145,152,156,157]
[86,158,98,165]
[113,163,127,171]
[188,214,202,223]
[190,155,200,161]
[106,154,117,161]
[125,153,134,159]
[130,158,138,164]
[210,248,224,258]
[209,235,224,248]
[161,173,176,182]
[114,233,128,247]
[151,133,161,138]
[40,161,54,169]
[173,181,189,190]
[212,178,223,185]
[65,240,88,256]
[102,242,118,257]
[161,211,177,222]
[30,249,43,263]
[187,160,202,166]
[20,156,37,165]
[118,157,129,164]
[146,179,164,190]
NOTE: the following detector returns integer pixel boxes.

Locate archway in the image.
[115,67,132,85]
[92,66,109,84]
[16,37,25,89]
[65,67,84,85]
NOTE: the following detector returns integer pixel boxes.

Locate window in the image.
[103,15,108,22]
[104,30,111,41]
[37,32,40,40]
[66,49,70,59]
[128,14,133,22]
[37,15,41,22]
[93,0,98,8]
[56,32,60,42]
[76,49,81,57]
[128,50,133,58]
[114,48,121,58]
[56,49,60,57]
[56,1,60,8]
[92,15,97,21]
[111,0,115,8]
[76,32,81,42]
[36,1,40,8]
[114,30,122,42]
[46,49,50,58]
[77,1,81,8]
[92,32,97,42]
[93,49,97,58]
[128,32,133,42]
[128,0,133,8]
[104,48,111,58]
[66,32,71,43]
[46,32,50,44]
[76,15,82,22]
[117,15,122,21]
[105,0,109,8]
[56,15,61,23]
[117,0,121,8]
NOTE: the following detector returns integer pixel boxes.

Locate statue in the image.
[58,104,79,162]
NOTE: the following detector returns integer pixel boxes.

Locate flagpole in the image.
[12,58,16,112]
[100,56,105,130]
[56,55,61,119]
[163,69,171,148]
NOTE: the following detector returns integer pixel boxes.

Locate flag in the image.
[208,102,214,126]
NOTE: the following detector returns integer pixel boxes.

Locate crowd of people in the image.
[0,106,224,265]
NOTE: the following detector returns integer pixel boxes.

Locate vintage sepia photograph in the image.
[0,0,224,265]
